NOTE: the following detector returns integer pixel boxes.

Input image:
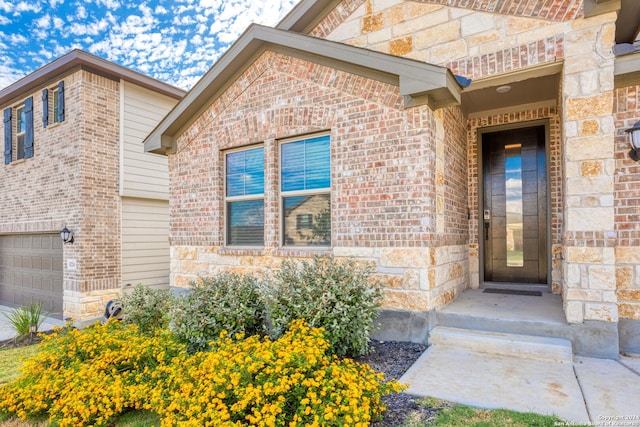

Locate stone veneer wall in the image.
[560,11,617,324]
[169,49,469,312]
[313,0,627,326]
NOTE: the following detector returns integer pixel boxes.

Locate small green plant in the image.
[170,272,266,352]
[120,285,173,335]
[2,302,46,341]
[264,257,383,357]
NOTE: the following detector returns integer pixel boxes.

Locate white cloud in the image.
[9,33,27,43]
[76,6,87,19]
[0,0,298,90]
[34,15,50,29]
[14,2,42,14]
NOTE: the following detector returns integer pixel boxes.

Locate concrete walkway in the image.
[0,306,66,342]
[401,345,640,424]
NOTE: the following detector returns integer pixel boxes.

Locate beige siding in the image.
[121,81,178,199]
[121,197,170,289]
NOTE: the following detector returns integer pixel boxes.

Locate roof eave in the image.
[0,49,185,105]
[615,51,640,88]
[143,25,462,156]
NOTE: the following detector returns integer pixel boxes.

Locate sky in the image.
[0,0,299,91]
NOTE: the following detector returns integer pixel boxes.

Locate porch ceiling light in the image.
[496,85,511,93]
[60,227,74,244]
[625,120,640,161]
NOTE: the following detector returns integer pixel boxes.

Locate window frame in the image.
[15,104,25,160]
[279,133,331,248]
[223,144,265,247]
[52,86,61,124]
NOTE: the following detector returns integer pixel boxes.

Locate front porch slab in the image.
[434,289,620,358]
[401,345,590,423]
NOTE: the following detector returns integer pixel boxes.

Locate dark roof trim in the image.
[615,51,640,88]
[0,49,185,105]
[144,24,461,155]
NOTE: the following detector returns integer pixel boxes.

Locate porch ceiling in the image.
[461,65,561,116]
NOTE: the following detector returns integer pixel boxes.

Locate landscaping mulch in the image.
[0,330,57,350]
[356,340,451,426]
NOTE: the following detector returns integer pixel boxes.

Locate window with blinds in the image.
[225,146,265,246]
[281,134,331,247]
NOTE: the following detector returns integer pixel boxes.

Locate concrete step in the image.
[429,326,573,362]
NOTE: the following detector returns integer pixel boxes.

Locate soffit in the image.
[461,63,562,116]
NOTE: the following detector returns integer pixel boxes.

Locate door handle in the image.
[484,222,490,240]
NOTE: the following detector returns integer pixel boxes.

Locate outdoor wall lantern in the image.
[60,227,74,244]
[625,120,640,161]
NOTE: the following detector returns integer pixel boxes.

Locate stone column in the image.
[561,12,617,324]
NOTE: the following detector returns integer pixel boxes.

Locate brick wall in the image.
[169,50,469,311]
[614,85,640,321]
[0,69,122,319]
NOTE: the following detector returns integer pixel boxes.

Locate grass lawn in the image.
[0,346,39,385]
[0,345,566,427]
[414,397,565,426]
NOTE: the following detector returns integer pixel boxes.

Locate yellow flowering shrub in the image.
[0,320,186,427]
[0,319,404,426]
[149,319,406,426]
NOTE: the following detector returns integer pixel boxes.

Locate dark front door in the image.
[482,126,547,284]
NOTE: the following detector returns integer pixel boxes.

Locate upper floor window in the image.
[16,105,25,160]
[225,146,265,246]
[42,81,65,127]
[281,134,331,247]
[4,96,33,164]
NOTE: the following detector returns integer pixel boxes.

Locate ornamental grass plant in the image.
[2,303,46,341]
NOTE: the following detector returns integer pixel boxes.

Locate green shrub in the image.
[265,257,383,357]
[120,285,173,335]
[2,302,46,340]
[170,273,266,352]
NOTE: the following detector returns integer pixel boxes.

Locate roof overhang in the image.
[0,49,185,106]
[615,51,640,87]
[584,0,621,18]
[143,24,462,155]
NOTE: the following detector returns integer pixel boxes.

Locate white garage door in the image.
[0,234,63,318]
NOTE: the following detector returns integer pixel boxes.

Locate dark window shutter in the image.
[24,97,33,159]
[3,108,11,164]
[42,88,48,127]
[57,81,64,122]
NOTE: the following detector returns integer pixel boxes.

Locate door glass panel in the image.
[505,143,523,267]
